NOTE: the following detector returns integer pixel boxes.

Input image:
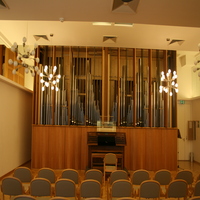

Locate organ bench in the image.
[87,132,126,170]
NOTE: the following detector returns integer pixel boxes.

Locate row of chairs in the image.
[107,170,193,199]
[13,167,79,184]
[8,196,200,200]
[12,165,199,186]
[107,169,200,198]
[12,195,104,200]
[3,165,200,200]
[1,177,102,200]
[109,178,189,200]
[13,166,104,187]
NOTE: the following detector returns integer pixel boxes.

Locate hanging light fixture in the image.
[8,37,40,77]
[40,65,61,91]
[159,69,178,96]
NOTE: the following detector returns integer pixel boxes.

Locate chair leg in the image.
[104,171,105,185]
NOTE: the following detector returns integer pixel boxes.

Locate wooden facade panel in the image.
[32,126,49,168]
[161,129,178,170]
[48,126,65,169]
[145,129,162,170]
[32,125,178,171]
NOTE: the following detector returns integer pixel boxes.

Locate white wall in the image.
[177,50,200,162]
[177,51,193,160]
[177,101,193,160]
[191,98,200,162]
[177,51,196,99]
[0,75,32,177]
[24,72,34,91]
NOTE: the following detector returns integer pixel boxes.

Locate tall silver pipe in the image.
[153,81,156,127]
[40,66,44,124]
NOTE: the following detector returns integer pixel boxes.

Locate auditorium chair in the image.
[107,169,129,195]
[166,179,188,200]
[130,169,150,197]
[109,179,133,200]
[175,169,194,196]
[85,169,103,185]
[51,198,70,200]
[13,195,36,200]
[37,167,56,184]
[189,197,200,200]
[79,179,101,200]
[60,169,80,187]
[153,169,172,196]
[13,167,33,191]
[55,179,77,200]
[1,177,26,200]
[139,180,160,200]
[30,178,52,198]
[192,180,200,197]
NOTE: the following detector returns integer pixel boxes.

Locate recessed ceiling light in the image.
[92,22,112,26]
[114,23,134,27]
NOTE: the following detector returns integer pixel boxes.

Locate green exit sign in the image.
[179,100,185,104]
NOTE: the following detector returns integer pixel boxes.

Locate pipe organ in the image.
[31,46,178,170]
[34,47,177,128]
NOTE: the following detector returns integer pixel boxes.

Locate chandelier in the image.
[193,66,200,77]
[193,43,200,76]
[8,37,40,77]
[40,65,61,91]
[159,69,178,96]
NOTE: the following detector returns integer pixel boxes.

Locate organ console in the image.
[87,132,126,170]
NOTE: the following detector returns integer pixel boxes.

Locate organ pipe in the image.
[37,47,176,127]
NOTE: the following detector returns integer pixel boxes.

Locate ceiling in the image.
[1,0,200,52]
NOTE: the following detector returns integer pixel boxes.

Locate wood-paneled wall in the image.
[32,125,178,171]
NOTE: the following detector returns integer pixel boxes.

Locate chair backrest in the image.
[111,180,132,198]
[193,180,200,196]
[51,198,70,200]
[55,179,76,197]
[30,178,52,197]
[104,153,117,165]
[175,170,194,185]
[139,180,160,199]
[175,170,194,184]
[196,174,200,182]
[131,169,150,185]
[13,195,36,200]
[167,179,188,198]
[85,169,103,184]
[80,180,101,198]
[154,169,172,185]
[61,169,79,184]
[13,167,32,183]
[1,177,24,196]
[37,168,56,183]
[190,197,200,200]
[109,170,129,185]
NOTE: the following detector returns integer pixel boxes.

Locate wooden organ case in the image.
[87,132,126,170]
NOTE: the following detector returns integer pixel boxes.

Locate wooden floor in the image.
[1,160,200,200]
